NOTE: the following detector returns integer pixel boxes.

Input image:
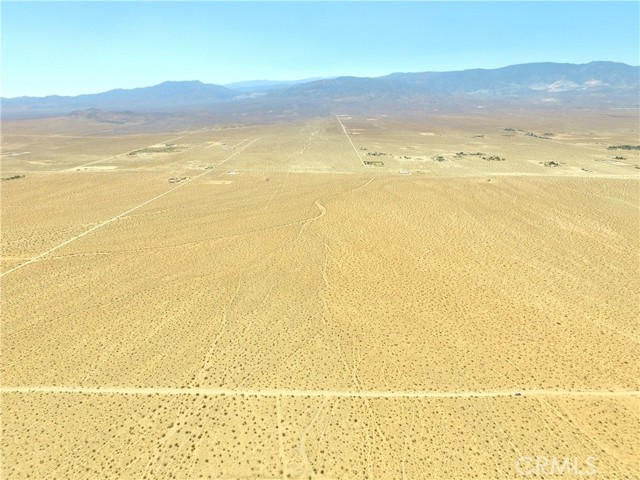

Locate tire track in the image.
[2,385,637,399]
[1,138,260,278]
[336,114,367,168]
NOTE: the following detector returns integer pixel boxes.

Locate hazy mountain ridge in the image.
[2,62,638,119]
[224,77,329,92]
[285,61,639,98]
[2,81,236,117]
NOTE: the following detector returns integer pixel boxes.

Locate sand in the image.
[1,108,638,478]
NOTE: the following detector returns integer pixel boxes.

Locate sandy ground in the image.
[1,110,639,478]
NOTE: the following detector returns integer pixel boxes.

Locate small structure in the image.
[399,169,411,175]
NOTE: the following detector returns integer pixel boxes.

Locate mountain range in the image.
[223,77,329,92]
[2,61,638,119]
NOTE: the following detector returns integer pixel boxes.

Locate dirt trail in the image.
[1,385,637,399]
[336,114,367,168]
[0,138,260,278]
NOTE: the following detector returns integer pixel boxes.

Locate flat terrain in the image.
[1,108,639,478]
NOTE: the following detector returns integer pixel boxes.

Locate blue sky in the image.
[2,1,639,97]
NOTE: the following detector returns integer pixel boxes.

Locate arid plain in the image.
[1,108,639,478]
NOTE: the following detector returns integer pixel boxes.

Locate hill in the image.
[2,81,237,118]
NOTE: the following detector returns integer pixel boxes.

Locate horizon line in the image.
[2,59,638,100]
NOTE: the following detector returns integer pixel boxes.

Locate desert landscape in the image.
[1,103,639,478]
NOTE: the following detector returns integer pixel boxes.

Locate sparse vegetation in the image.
[1,174,25,181]
[525,131,552,139]
[128,144,180,156]
[455,151,504,161]
[2,113,637,480]
[607,145,640,150]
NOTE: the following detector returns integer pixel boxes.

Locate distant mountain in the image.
[2,62,638,119]
[224,77,329,93]
[278,62,639,100]
[2,81,237,118]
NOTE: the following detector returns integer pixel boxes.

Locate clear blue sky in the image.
[2,1,639,97]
